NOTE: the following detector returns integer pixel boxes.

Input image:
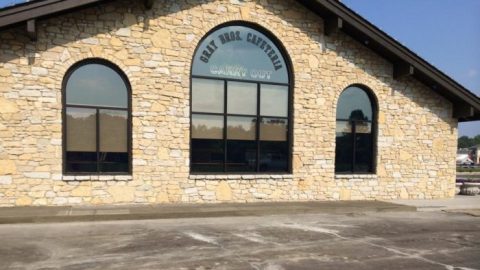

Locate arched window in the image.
[63,59,131,174]
[190,23,292,173]
[335,85,376,173]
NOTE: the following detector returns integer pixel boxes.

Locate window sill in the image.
[189,174,293,180]
[335,174,377,180]
[62,175,132,181]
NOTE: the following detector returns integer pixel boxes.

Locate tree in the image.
[474,135,480,146]
[458,136,474,148]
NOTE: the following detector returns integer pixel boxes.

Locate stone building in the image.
[0,0,479,207]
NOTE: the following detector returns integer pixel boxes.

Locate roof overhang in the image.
[0,0,107,30]
[0,0,479,121]
[297,0,480,122]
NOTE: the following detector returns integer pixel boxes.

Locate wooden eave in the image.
[0,0,479,121]
[0,0,111,31]
[298,0,480,121]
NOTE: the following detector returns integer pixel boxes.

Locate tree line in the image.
[458,135,480,149]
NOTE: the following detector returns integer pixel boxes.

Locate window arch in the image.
[335,85,377,173]
[190,22,292,173]
[63,59,131,174]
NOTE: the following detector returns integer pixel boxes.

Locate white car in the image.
[457,154,474,167]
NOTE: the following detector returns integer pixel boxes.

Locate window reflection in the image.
[336,86,373,121]
[227,116,256,140]
[192,78,224,113]
[227,140,257,172]
[260,84,288,117]
[66,64,128,108]
[227,82,257,115]
[335,120,351,134]
[190,25,291,173]
[66,108,96,152]
[192,114,224,139]
[356,122,371,134]
[191,140,224,172]
[66,152,97,173]
[191,25,289,84]
[355,132,373,172]
[335,86,375,174]
[100,110,128,152]
[260,141,288,172]
[260,118,287,141]
[335,121,354,173]
[64,61,130,174]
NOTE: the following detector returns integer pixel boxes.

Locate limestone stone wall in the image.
[0,0,457,206]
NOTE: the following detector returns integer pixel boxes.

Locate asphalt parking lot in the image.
[1,210,479,270]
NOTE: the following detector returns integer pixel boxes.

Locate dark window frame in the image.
[62,58,132,175]
[189,21,294,174]
[335,84,378,175]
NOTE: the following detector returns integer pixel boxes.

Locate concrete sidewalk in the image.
[0,200,415,224]
[389,195,480,211]
[2,196,478,225]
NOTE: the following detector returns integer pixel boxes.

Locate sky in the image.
[342,0,480,137]
[0,0,478,136]
[0,0,24,8]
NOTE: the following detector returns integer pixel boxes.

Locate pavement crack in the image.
[275,222,479,270]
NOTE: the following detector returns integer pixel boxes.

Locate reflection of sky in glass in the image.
[227,81,257,115]
[260,85,288,117]
[192,78,224,113]
[66,64,128,108]
[337,87,373,121]
[192,26,288,83]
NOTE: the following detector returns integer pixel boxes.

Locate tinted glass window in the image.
[192,78,224,113]
[335,121,353,173]
[260,85,288,117]
[336,86,373,121]
[192,26,288,84]
[260,118,287,141]
[66,107,96,152]
[64,61,130,174]
[100,153,129,173]
[355,123,373,172]
[192,114,224,139]
[191,139,224,172]
[227,82,257,115]
[226,140,257,172]
[335,86,375,174]
[66,152,97,173]
[100,110,128,153]
[66,64,128,108]
[259,141,288,172]
[227,116,256,140]
[191,25,291,173]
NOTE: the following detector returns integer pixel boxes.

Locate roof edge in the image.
[0,0,479,121]
[298,0,480,120]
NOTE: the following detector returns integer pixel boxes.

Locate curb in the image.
[0,201,417,225]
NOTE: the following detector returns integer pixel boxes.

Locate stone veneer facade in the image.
[0,0,457,207]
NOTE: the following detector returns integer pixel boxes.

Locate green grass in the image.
[457,167,480,173]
